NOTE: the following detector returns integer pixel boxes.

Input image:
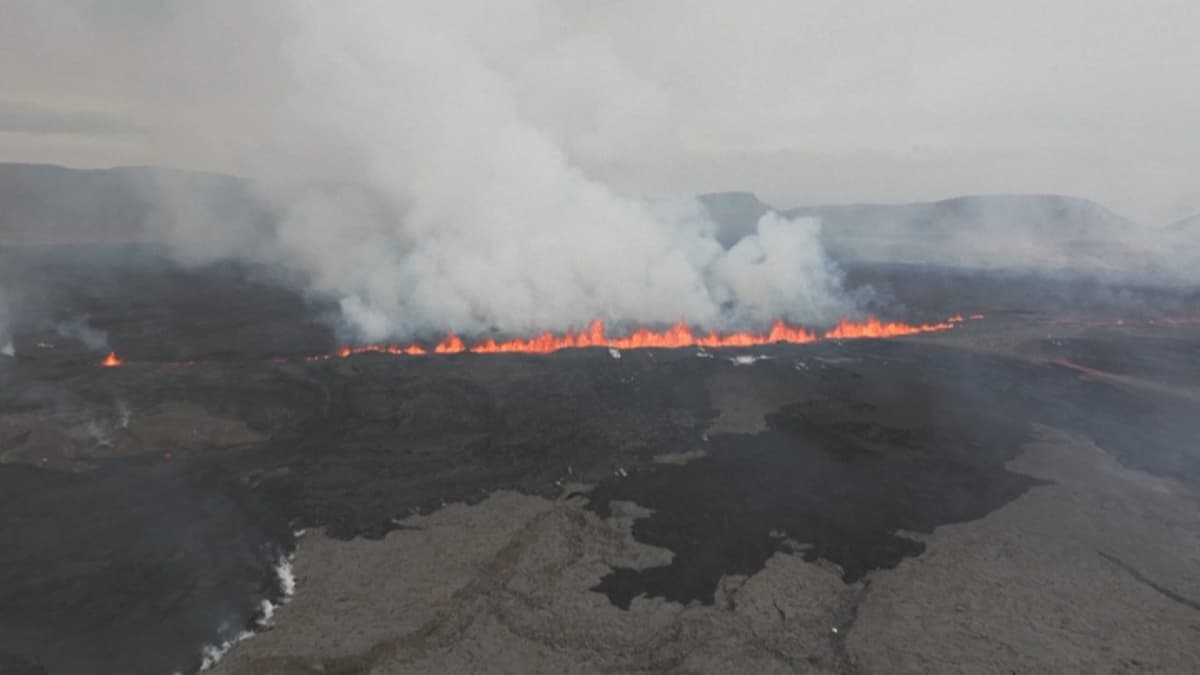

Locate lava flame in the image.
[435,333,467,354]
[823,316,959,340]
[102,314,980,367]
[100,351,122,367]
[337,315,965,359]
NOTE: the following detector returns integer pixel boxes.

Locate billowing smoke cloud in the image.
[132,2,852,340]
[12,2,1200,341]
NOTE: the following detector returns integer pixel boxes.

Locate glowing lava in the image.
[100,314,983,366]
[435,333,467,354]
[823,316,960,340]
[100,352,123,367]
[338,315,967,359]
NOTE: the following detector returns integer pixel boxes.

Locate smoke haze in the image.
[2,2,1198,339]
[5,2,858,340]
[7,2,1200,221]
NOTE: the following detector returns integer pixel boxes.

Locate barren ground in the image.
[1,247,1198,674]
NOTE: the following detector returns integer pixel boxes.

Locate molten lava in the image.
[462,319,814,353]
[100,314,983,367]
[336,315,966,359]
[100,352,123,367]
[435,333,467,354]
[823,316,959,340]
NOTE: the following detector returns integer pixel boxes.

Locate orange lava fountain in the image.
[100,352,123,367]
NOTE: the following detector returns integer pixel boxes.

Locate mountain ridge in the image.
[0,163,1167,278]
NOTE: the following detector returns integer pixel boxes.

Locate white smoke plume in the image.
[131,2,852,340]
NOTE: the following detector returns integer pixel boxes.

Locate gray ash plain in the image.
[2,246,1199,674]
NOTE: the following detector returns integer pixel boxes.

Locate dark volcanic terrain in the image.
[2,243,1199,674]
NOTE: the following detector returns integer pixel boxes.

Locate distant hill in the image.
[1169,213,1200,231]
[0,162,1175,280]
[0,163,269,246]
[701,190,1144,272]
[0,163,149,244]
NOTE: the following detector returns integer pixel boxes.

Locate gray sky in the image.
[2,0,1198,223]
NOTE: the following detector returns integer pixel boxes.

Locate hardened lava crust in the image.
[2,247,1199,674]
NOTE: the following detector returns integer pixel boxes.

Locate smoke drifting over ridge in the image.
[108,2,849,341]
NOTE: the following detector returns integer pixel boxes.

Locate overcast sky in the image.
[2,0,1198,223]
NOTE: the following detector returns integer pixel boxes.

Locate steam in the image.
[198,623,253,672]
[142,2,851,340]
[0,291,11,357]
[54,315,108,351]
[197,553,295,672]
[729,354,771,366]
